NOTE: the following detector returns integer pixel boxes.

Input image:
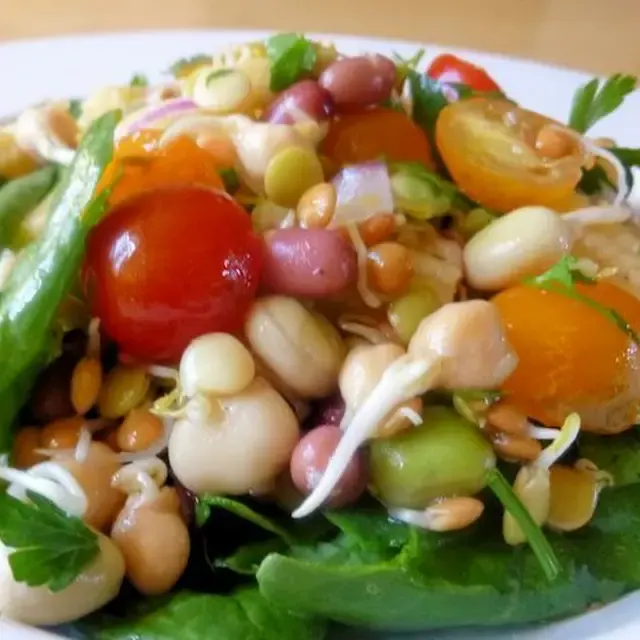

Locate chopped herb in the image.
[219,167,240,193]
[527,255,640,346]
[578,164,616,195]
[568,74,637,134]
[392,49,425,84]
[266,33,317,92]
[611,146,640,194]
[0,491,100,591]
[68,99,83,120]
[169,54,213,78]
[486,468,560,582]
[130,73,149,88]
[407,70,449,151]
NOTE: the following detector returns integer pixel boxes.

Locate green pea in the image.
[387,287,439,344]
[264,147,324,208]
[369,406,496,509]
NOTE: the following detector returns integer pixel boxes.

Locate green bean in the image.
[0,111,119,450]
[0,165,58,249]
[370,405,496,509]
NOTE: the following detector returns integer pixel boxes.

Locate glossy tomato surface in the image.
[427,54,501,93]
[85,186,263,363]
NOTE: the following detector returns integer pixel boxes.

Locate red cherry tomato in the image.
[427,54,501,93]
[84,186,263,363]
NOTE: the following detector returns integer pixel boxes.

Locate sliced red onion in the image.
[330,162,394,227]
[115,98,199,140]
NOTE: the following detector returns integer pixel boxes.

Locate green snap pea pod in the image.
[0,110,119,450]
[0,165,58,249]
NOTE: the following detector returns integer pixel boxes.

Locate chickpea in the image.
[40,416,86,450]
[339,343,419,437]
[58,442,125,531]
[408,300,518,390]
[0,532,124,625]
[245,296,345,399]
[290,425,367,508]
[11,427,45,469]
[296,182,336,229]
[179,332,255,397]
[367,242,413,295]
[116,409,164,453]
[169,377,300,495]
[111,486,189,596]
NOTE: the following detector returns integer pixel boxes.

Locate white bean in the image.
[0,533,124,625]
[463,206,572,291]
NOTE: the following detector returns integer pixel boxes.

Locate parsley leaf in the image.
[407,70,449,148]
[266,33,316,92]
[130,73,149,88]
[527,255,640,346]
[568,74,637,134]
[68,99,83,120]
[0,491,100,592]
[168,54,213,79]
[392,49,425,84]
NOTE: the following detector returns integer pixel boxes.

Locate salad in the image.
[0,32,640,639]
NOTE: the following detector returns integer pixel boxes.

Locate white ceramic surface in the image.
[1,29,639,640]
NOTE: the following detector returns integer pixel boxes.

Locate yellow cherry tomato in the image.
[436,98,588,213]
[493,281,640,433]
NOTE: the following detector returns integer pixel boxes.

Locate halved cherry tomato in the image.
[427,54,501,93]
[321,108,435,169]
[84,186,263,363]
[436,98,588,213]
[98,131,224,207]
[493,281,640,433]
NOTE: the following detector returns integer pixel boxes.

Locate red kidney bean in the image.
[319,55,396,109]
[312,394,346,427]
[261,228,356,298]
[290,425,367,508]
[263,80,334,125]
[30,354,76,424]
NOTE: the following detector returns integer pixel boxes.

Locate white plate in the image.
[1,29,639,640]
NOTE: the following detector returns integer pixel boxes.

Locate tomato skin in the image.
[427,54,501,93]
[85,186,263,363]
[321,108,435,169]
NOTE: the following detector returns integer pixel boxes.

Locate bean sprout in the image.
[346,222,382,309]
[112,457,168,508]
[0,462,87,517]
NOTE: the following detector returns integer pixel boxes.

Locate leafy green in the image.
[266,33,317,92]
[258,484,640,630]
[486,468,560,581]
[196,495,296,546]
[68,99,83,120]
[580,431,640,486]
[407,71,449,152]
[168,54,212,78]
[219,167,240,193]
[130,73,149,88]
[0,491,99,592]
[388,161,457,219]
[568,74,637,133]
[527,255,640,346]
[78,587,327,640]
[391,49,425,85]
[0,111,118,450]
[0,165,58,249]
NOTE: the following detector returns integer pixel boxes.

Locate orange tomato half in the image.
[436,98,586,213]
[321,108,436,169]
[98,130,223,207]
[493,281,640,433]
